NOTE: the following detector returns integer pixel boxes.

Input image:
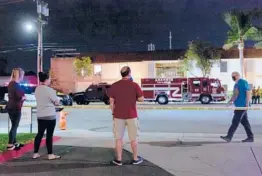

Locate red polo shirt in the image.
[108,79,143,119]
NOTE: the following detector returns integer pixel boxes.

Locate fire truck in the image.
[141,77,226,104]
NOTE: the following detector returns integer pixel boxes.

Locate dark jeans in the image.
[227,110,254,139]
[34,119,56,154]
[257,96,260,104]
[252,96,257,104]
[8,110,21,144]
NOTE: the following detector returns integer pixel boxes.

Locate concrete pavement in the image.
[1,136,262,176]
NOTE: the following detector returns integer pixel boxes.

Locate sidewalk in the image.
[1,136,262,176]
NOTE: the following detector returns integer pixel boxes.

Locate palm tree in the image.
[223,9,262,78]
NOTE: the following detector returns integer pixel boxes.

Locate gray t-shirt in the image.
[35,85,59,120]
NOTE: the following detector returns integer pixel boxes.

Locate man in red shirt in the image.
[108,66,144,166]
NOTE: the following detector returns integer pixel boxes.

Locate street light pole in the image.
[37,13,42,74]
[35,0,49,74]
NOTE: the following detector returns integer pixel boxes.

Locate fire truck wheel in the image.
[157,95,168,105]
[200,95,211,104]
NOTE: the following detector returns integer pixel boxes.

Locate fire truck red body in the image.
[141,77,226,104]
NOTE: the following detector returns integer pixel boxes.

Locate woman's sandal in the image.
[48,154,61,160]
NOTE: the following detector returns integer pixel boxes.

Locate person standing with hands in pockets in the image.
[221,71,254,143]
[108,66,144,166]
[6,68,25,151]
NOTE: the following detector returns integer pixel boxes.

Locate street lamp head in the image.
[24,22,34,32]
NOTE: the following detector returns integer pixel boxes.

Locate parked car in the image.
[57,93,73,106]
[73,83,111,105]
[0,99,7,113]
[1,84,72,108]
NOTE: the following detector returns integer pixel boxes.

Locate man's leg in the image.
[252,96,256,104]
[240,111,254,142]
[112,118,125,165]
[221,110,242,142]
[127,118,143,164]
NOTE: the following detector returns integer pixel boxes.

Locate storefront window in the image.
[155,62,185,78]
[94,65,102,75]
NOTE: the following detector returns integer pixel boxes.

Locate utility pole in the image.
[35,0,49,74]
[169,31,172,50]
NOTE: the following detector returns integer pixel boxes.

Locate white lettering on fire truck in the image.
[155,78,173,83]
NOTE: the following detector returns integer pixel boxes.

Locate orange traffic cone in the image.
[59,111,69,130]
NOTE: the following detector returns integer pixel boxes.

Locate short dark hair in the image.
[38,72,49,83]
[120,66,131,77]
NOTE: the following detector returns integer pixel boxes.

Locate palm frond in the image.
[223,43,237,50]
[223,12,240,31]
[243,26,262,41]
[226,30,240,43]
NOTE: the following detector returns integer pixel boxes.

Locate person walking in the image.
[6,68,25,151]
[252,86,257,104]
[256,86,260,104]
[108,66,144,166]
[32,72,61,160]
[221,71,254,142]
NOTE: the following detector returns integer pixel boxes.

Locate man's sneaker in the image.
[111,159,122,166]
[132,156,144,165]
[242,138,254,143]
[220,136,231,142]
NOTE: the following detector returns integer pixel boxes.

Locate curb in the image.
[0,136,61,164]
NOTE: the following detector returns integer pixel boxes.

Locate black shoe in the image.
[220,136,231,142]
[15,143,24,148]
[242,138,254,143]
[132,156,144,165]
[111,159,122,166]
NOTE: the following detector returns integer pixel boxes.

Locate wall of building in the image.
[51,58,77,93]
[51,57,262,93]
[95,61,150,85]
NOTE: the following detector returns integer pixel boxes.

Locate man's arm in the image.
[228,87,239,104]
[109,97,115,115]
[245,82,251,107]
[246,90,251,106]
[137,96,144,102]
[108,86,115,117]
[135,84,144,102]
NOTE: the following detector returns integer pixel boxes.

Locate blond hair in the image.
[10,68,24,82]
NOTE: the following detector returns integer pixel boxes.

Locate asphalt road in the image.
[1,103,262,135]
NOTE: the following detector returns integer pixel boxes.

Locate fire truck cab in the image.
[141,77,226,104]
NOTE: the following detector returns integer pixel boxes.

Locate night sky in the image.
[0,0,262,72]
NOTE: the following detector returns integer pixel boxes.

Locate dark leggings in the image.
[34,119,56,154]
[8,110,21,144]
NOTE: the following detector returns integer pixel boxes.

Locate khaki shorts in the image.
[113,118,140,141]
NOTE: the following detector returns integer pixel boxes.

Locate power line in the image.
[0,0,25,6]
